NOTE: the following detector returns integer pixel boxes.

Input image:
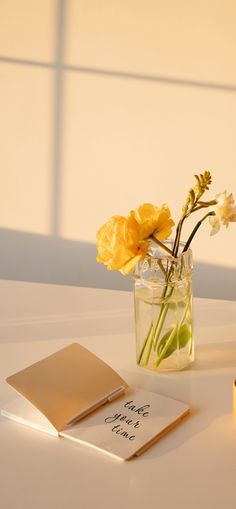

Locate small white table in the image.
[0,280,236,509]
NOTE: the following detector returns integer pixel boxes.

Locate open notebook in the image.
[1,343,190,460]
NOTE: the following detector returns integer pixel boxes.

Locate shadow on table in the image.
[191,342,236,370]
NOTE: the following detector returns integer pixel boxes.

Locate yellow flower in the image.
[96,215,149,275]
[209,191,236,235]
[131,203,174,241]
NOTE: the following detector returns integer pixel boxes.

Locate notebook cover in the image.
[6,343,128,431]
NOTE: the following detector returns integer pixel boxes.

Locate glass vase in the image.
[134,241,194,372]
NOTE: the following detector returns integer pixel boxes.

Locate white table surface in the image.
[0,280,236,509]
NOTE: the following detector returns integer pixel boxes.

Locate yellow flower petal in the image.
[120,243,149,275]
[132,203,174,241]
[96,215,148,274]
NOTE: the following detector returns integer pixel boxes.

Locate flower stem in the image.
[154,294,191,368]
[153,298,171,350]
[143,333,154,365]
[172,218,185,258]
[137,321,153,364]
[154,323,178,368]
[183,211,215,253]
[150,236,173,256]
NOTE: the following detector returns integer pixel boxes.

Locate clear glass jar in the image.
[134,241,193,372]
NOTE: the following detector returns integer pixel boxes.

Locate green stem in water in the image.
[152,270,177,351]
[153,296,172,350]
[143,333,154,365]
[183,211,215,253]
[155,324,178,368]
[137,321,153,364]
[155,294,191,368]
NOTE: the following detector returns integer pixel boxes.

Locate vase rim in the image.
[146,239,192,261]
[134,239,193,284]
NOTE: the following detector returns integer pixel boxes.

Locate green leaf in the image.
[157,324,191,360]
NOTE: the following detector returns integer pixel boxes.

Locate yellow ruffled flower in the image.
[209,191,236,235]
[96,215,149,275]
[131,203,174,241]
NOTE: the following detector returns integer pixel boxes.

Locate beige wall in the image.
[0,0,236,298]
